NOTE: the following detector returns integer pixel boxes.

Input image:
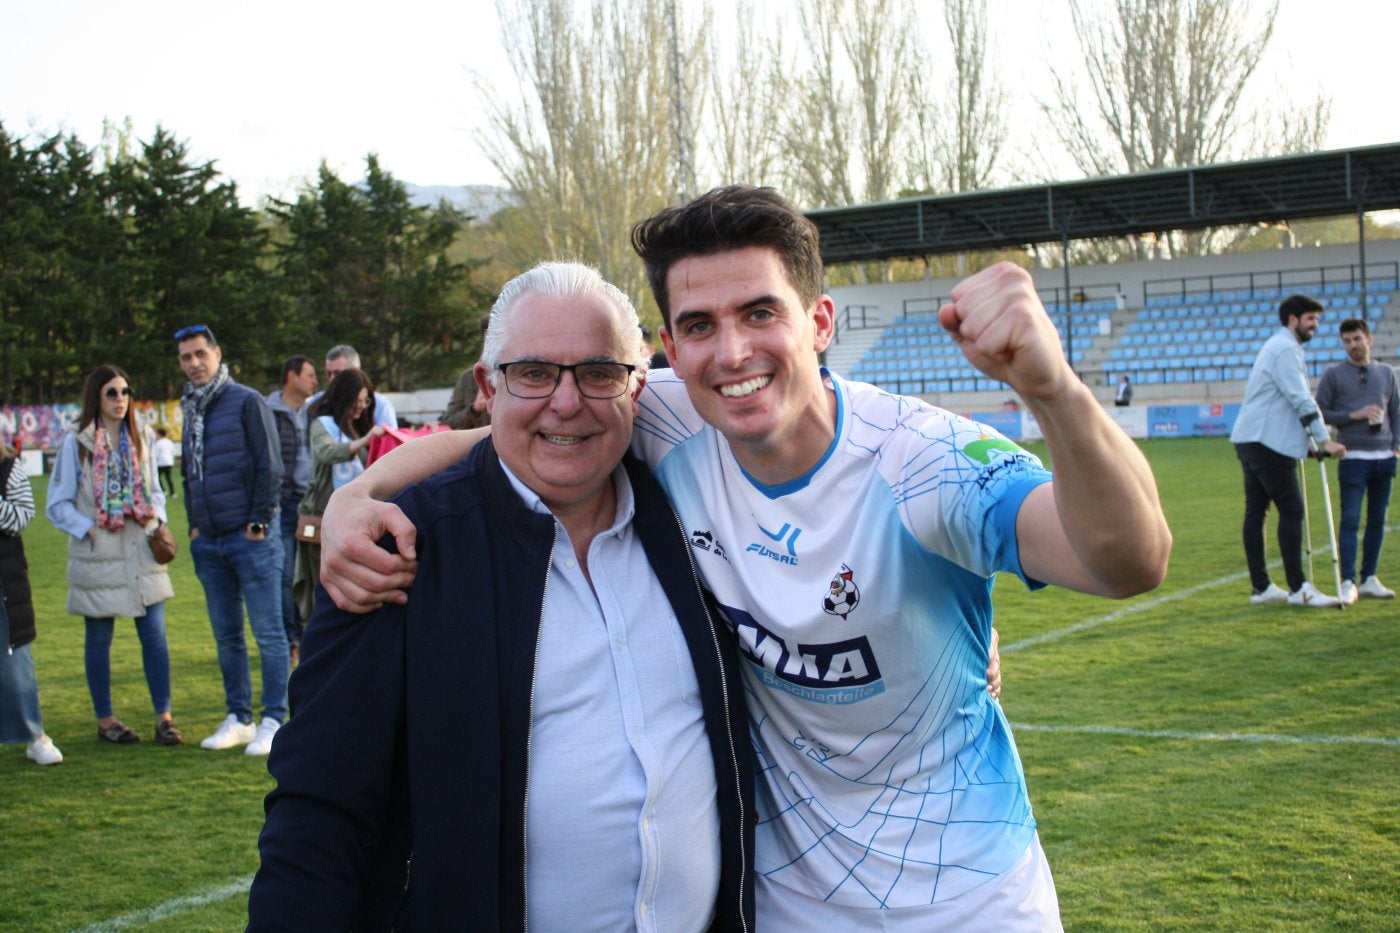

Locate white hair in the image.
[481,261,648,383]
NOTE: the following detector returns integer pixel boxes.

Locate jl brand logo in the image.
[746,522,802,566]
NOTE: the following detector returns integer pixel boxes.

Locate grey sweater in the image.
[1316,360,1400,453]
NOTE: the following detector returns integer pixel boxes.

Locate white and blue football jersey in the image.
[633,369,1053,909]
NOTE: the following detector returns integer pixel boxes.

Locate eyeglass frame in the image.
[104,386,135,399]
[495,359,638,399]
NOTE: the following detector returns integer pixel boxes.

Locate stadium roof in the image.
[807,143,1400,265]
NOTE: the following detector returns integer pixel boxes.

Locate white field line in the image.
[69,875,253,933]
[1003,524,1400,750]
[72,535,1397,930]
[1010,722,1400,748]
[1003,521,1400,655]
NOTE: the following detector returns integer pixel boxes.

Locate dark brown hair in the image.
[78,364,145,461]
[631,186,824,326]
[310,367,375,439]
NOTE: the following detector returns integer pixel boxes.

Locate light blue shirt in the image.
[1230,327,1329,459]
[46,432,168,540]
[502,461,720,933]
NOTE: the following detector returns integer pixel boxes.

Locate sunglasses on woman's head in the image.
[105,387,134,399]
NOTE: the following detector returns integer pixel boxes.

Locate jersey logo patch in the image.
[690,528,728,561]
[822,563,860,619]
[723,605,884,704]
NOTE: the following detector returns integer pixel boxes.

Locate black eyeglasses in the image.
[497,360,636,399]
[104,386,134,400]
[173,324,211,341]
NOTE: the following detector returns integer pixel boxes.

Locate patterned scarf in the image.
[92,422,156,531]
[179,363,231,480]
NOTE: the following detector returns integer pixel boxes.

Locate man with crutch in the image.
[1230,294,1346,607]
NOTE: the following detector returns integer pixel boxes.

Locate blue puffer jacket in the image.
[182,381,283,537]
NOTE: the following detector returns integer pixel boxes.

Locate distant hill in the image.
[401,183,516,220]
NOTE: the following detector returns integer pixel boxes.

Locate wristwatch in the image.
[247,523,267,536]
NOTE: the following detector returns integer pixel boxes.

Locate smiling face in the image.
[1289,310,1322,344]
[659,246,836,484]
[178,334,222,386]
[476,290,643,521]
[100,375,130,426]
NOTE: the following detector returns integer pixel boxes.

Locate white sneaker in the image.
[26,735,63,766]
[1287,582,1341,608]
[1339,579,1359,606]
[200,714,256,750]
[245,717,281,756]
[1249,582,1289,605]
[1358,575,1396,599]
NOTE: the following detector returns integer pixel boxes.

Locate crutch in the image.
[1307,438,1346,609]
[1297,459,1315,583]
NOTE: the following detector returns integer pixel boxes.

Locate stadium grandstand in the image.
[815,144,1400,413]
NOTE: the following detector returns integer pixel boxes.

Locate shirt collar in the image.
[498,459,635,538]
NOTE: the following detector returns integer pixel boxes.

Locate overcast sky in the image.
[3,0,1397,207]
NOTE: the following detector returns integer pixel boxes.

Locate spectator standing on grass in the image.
[292,369,385,624]
[0,439,62,766]
[175,324,288,756]
[153,427,176,496]
[319,345,398,428]
[266,355,318,665]
[1315,317,1398,604]
[1230,294,1346,608]
[46,365,182,746]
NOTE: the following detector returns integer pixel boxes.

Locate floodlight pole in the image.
[1357,200,1369,325]
[1061,231,1074,377]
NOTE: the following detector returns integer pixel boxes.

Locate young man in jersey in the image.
[317,186,1172,929]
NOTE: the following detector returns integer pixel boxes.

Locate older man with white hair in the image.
[249,262,755,931]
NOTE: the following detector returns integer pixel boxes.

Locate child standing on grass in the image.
[0,439,63,766]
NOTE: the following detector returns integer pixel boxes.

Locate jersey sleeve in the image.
[631,371,707,470]
[879,401,1050,583]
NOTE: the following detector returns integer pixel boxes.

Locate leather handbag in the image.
[295,512,322,545]
[148,524,178,564]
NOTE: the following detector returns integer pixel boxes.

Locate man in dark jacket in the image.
[266,355,318,662]
[175,324,287,756]
[249,263,754,931]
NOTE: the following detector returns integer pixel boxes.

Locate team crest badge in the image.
[822,563,860,619]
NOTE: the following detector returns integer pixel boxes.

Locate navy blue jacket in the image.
[249,441,754,932]
[182,381,282,536]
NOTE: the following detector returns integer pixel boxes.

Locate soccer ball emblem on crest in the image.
[822,563,860,619]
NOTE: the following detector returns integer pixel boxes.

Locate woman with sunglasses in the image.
[292,368,385,625]
[46,365,181,746]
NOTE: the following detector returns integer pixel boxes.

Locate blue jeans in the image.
[278,501,305,647]
[1337,456,1397,581]
[84,602,172,719]
[191,528,289,724]
[0,640,44,744]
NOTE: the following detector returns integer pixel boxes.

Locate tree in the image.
[1037,0,1330,257]
[271,156,484,391]
[908,0,1007,195]
[1040,0,1330,175]
[104,128,273,395]
[474,0,693,313]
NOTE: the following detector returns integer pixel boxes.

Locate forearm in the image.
[1022,381,1171,597]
